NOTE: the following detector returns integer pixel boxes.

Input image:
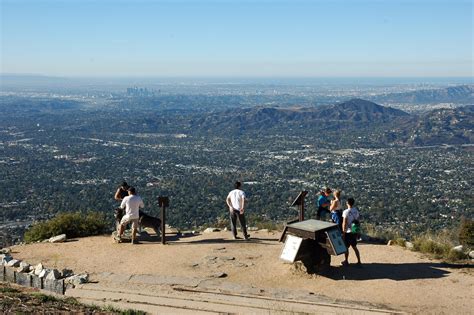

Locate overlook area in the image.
[9,230,474,314]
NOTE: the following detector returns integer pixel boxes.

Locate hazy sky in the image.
[1,0,473,77]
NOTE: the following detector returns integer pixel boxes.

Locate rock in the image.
[65,274,89,286]
[205,256,217,261]
[17,261,31,273]
[6,259,21,267]
[259,229,269,233]
[219,256,235,261]
[0,248,11,255]
[213,247,226,251]
[49,234,67,243]
[46,269,61,280]
[39,269,50,278]
[203,227,220,233]
[61,268,74,278]
[452,245,464,252]
[387,240,394,246]
[0,254,12,265]
[248,227,259,231]
[210,272,227,278]
[34,263,44,276]
[469,251,474,259]
[405,241,414,249]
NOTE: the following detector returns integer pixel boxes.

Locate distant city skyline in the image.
[1,0,473,78]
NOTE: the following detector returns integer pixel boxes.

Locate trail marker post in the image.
[158,196,169,245]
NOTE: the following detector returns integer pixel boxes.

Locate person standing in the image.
[117,187,144,245]
[114,181,130,201]
[316,187,332,220]
[330,189,343,231]
[226,181,249,240]
[341,197,361,266]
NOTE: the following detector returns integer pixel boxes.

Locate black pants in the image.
[229,210,248,238]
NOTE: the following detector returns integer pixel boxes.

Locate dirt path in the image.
[11,230,474,314]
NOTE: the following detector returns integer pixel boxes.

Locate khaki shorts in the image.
[120,216,139,230]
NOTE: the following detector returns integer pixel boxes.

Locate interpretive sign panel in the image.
[326,229,347,255]
[280,235,303,262]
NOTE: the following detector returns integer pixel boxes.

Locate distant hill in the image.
[402,105,474,145]
[190,99,409,132]
[372,85,474,104]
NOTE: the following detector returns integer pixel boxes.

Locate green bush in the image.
[24,211,109,243]
[458,217,474,248]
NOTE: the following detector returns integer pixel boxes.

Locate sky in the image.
[1,0,473,78]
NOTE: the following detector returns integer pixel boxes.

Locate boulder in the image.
[387,240,394,246]
[49,234,67,243]
[6,259,20,267]
[46,269,61,280]
[61,268,74,278]
[452,245,464,252]
[0,254,12,265]
[405,241,414,249]
[38,269,50,278]
[203,227,220,233]
[65,274,89,286]
[17,261,31,273]
[469,251,474,259]
[0,248,11,255]
[34,263,44,276]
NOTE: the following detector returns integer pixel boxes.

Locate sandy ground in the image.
[10,230,474,314]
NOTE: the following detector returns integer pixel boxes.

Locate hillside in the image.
[190,98,409,132]
[10,230,474,314]
[372,85,474,104]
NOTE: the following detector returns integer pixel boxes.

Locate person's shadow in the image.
[321,262,472,281]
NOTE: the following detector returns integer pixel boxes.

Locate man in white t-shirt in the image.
[341,197,361,266]
[118,187,144,244]
[226,181,249,240]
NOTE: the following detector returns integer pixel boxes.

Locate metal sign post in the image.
[291,191,308,222]
[158,196,169,245]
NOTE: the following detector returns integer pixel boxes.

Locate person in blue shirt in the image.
[316,187,332,220]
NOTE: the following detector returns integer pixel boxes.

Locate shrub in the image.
[458,217,474,248]
[24,211,109,243]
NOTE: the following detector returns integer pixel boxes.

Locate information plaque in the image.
[280,235,303,262]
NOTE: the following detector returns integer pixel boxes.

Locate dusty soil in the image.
[10,230,474,314]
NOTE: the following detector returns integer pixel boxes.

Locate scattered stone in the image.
[49,234,67,243]
[469,251,474,259]
[405,241,414,249]
[61,268,74,278]
[210,272,227,278]
[219,256,235,261]
[203,227,220,233]
[6,259,21,267]
[17,262,31,273]
[46,269,61,280]
[39,269,50,278]
[34,263,44,276]
[205,256,217,261]
[387,240,394,246]
[452,245,464,252]
[233,262,248,268]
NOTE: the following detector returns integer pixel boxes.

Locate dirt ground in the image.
[10,230,474,314]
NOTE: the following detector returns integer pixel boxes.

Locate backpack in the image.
[351,219,361,234]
